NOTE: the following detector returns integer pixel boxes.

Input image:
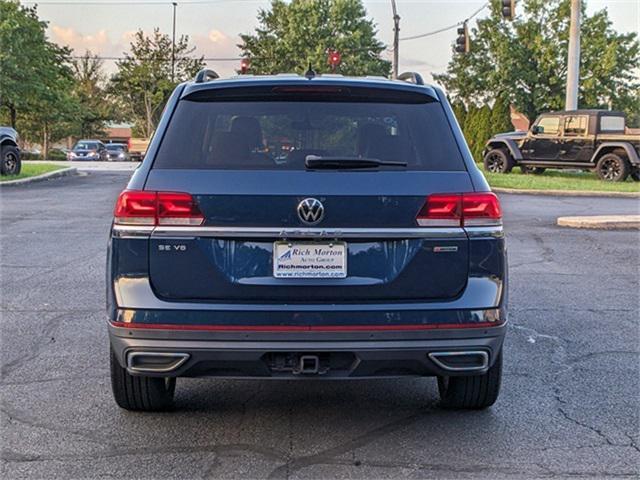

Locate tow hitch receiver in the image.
[296,355,320,375]
[266,352,330,375]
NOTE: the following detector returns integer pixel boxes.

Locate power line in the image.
[37,0,492,67]
[28,0,491,43]
[399,2,489,41]
[72,46,389,62]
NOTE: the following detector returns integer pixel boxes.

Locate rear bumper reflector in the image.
[109,321,502,332]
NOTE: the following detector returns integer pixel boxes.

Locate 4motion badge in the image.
[433,246,459,253]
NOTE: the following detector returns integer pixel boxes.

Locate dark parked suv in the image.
[68,140,108,161]
[107,70,508,411]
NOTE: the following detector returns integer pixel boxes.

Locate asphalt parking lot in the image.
[1,170,639,479]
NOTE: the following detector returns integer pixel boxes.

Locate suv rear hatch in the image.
[138,84,477,303]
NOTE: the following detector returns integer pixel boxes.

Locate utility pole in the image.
[391,0,400,79]
[565,0,581,110]
[171,2,177,82]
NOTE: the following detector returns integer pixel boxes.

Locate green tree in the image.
[0,1,78,156]
[72,51,117,138]
[434,0,639,124]
[466,105,492,162]
[110,29,204,137]
[0,1,43,126]
[488,95,512,135]
[239,0,390,76]
[451,99,467,131]
[462,104,478,159]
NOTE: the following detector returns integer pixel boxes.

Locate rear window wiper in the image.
[305,155,407,169]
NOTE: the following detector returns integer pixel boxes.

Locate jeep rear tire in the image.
[437,351,502,409]
[596,153,630,182]
[1,145,21,176]
[483,148,514,174]
[110,346,176,411]
[631,168,640,182]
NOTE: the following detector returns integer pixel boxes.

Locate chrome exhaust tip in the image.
[126,351,190,374]
[428,351,489,372]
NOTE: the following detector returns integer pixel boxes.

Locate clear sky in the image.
[23,0,640,82]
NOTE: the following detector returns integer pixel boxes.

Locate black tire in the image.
[110,347,176,411]
[520,166,546,175]
[1,145,21,176]
[437,351,502,409]
[596,153,630,182]
[630,168,640,182]
[483,148,514,173]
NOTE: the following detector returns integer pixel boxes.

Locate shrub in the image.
[49,149,67,160]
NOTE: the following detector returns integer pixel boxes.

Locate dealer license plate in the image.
[273,242,347,279]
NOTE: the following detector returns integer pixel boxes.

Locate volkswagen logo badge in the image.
[297,198,324,225]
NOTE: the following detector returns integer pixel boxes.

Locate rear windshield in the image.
[75,142,99,150]
[153,99,464,171]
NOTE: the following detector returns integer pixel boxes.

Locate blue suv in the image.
[107,70,507,411]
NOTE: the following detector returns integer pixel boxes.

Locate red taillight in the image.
[461,193,502,226]
[416,194,461,226]
[114,190,204,226]
[157,192,204,225]
[114,191,157,225]
[416,193,501,227]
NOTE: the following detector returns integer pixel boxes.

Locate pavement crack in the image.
[0,308,102,313]
[567,350,638,365]
[286,404,293,480]
[1,251,103,286]
[0,401,114,447]
[510,323,638,452]
[1,450,42,462]
[235,387,261,439]
[556,405,620,448]
[2,443,287,466]
[266,408,432,480]
[0,373,106,387]
[510,323,567,360]
[1,312,67,377]
[623,432,640,454]
[511,307,637,314]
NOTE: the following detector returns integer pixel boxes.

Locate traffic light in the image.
[240,58,250,74]
[455,23,469,54]
[501,0,515,20]
[327,49,342,71]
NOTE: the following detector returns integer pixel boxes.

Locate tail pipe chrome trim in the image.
[126,351,190,373]
[428,350,489,372]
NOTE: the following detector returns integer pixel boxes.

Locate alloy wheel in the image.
[486,153,505,173]
[4,151,18,174]
[600,158,622,181]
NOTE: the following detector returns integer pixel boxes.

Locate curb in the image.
[492,187,640,198]
[0,167,78,186]
[557,215,640,230]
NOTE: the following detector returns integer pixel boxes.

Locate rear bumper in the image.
[108,321,507,379]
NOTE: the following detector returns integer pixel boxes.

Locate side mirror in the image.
[531,125,541,134]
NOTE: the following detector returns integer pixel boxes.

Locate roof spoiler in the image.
[397,71,424,86]
[194,69,220,84]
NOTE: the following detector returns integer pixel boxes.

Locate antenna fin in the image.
[304,62,316,79]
